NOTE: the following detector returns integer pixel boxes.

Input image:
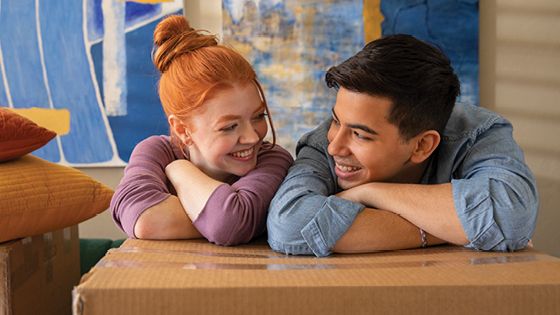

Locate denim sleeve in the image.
[267,132,364,257]
[451,122,538,251]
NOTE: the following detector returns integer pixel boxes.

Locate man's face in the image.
[327,87,418,190]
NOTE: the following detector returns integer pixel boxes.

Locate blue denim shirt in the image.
[267,104,538,257]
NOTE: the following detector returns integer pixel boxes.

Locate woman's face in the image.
[184,83,268,181]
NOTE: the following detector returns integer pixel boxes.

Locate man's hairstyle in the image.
[325,34,460,140]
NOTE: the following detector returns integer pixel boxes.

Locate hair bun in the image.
[152,15,218,73]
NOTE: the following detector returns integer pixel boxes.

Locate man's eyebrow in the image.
[331,108,378,135]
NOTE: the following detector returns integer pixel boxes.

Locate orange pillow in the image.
[0,155,114,243]
[0,107,56,162]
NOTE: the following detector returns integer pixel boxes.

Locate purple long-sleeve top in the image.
[110,135,293,246]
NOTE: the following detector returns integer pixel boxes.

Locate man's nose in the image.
[328,128,350,156]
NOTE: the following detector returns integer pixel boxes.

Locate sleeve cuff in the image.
[465,221,505,251]
[301,196,364,257]
[452,178,505,250]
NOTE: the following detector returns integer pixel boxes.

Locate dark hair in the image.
[325,34,460,140]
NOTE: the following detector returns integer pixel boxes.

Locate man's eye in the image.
[331,118,340,126]
[353,131,371,141]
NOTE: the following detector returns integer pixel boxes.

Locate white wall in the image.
[480,0,560,256]
[79,0,560,257]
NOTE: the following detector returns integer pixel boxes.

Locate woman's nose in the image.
[239,123,260,144]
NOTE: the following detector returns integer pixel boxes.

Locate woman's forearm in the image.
[134,195,202,239]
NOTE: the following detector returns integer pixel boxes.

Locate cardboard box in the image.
[73,238,560,315]
[1,226,80,315]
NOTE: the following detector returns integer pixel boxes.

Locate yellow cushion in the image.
[0,155,114,242]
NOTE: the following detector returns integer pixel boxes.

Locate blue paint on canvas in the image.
[39,0,114,163]
[223,0,364,153]
[0,0,61,160]
[0,70,7,106]
[0,0,181,165]
[0,0,114,163]
[381,0,479,105]
[87,0,161,42]
[0,0,49,108]
[91,17,170,162]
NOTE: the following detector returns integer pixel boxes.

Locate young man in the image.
[267,34,538,257]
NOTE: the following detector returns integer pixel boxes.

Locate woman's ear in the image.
[410,130,440,164]
[168,115,192,145]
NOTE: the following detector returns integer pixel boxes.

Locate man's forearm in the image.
[333,208,445,253]
[347,182,468,245]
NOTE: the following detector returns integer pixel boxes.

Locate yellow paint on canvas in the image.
[10,107,70,135]
[260,63,304,81]
[364,0,384,43]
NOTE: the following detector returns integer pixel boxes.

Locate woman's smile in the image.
[229,146,257,161]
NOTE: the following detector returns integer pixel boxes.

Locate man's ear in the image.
[410,130,440,164]
[168,115,192,145]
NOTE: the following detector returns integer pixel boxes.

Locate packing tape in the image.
[43,232,56,260]
[112,246,285,259]
[10,237,38,290]
[43,232,56,283]
[96,254,541,270]
[63,227,72,254]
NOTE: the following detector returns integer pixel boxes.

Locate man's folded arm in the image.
[267,142,363,257]
[333,207,446,254]
[450,123,538,251]
[267,127,444,257]
[334,122,538,252]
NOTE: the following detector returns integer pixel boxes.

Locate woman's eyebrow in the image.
[215,115,240,125]
[252,105,265,114]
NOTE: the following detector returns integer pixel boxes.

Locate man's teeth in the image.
[231,148,254,158]
[336,163,360,172]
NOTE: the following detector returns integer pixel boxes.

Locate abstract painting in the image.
[223,0,479,153]
[375,0,479,106]
[222,0,365,153]
[1,0,479,164]
[0,0,182,166]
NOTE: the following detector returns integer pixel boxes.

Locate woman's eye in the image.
[253,112,267,121]
[331,117,340,126]
[220,124,237,132]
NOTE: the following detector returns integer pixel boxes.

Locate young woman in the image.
[110,15,293,246]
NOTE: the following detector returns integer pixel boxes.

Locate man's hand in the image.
[335,186,363,203]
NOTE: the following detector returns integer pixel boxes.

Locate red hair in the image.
[152,15,275,145]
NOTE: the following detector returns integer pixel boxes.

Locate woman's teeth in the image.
[231,147,254,158]
[336,163,360,172]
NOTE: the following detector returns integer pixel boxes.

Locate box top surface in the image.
[77,238,560,289]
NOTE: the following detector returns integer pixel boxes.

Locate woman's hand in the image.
[165,159,223,221]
